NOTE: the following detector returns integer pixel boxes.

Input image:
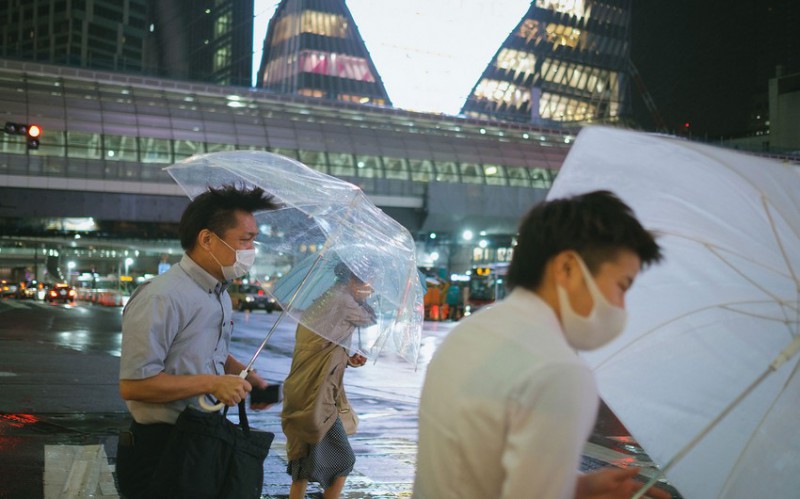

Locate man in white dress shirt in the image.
[413,191,670,499]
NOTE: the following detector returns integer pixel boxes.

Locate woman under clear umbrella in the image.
[281,263,376,499]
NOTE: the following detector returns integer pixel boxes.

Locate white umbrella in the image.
[547,127,800,498]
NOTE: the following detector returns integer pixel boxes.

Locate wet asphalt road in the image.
[0,297,450,499]
[0,298,681,498]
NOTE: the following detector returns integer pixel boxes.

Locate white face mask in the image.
[208,234,256,281]
[556,254,628,351]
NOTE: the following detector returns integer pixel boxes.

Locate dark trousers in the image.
[116,421,174,499]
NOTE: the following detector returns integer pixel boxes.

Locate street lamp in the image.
[67,261,76,285]
[124,257,134,275]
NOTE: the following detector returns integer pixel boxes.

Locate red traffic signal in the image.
[3,121,41,149]
[26,124,41,149]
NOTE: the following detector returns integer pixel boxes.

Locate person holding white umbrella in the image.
[414,190,670,499]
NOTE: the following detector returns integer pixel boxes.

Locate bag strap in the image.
[237,401,251,437]
[220,401,252,437]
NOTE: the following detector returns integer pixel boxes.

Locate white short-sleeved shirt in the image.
[119,253,233,424]
[413,288,598,499]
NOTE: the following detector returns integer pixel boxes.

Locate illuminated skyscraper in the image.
[462,0,631,125]
[256,0,392,106]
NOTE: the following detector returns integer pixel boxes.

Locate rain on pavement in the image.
[0,298,682,498]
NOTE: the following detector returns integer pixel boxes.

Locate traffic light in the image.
[27,124,41,149]
[4,121,41,149]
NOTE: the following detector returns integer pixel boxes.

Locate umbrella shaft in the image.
[244,309,285,371]
[631,367,772,499]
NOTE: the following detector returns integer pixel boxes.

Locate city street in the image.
[0,298,680,498]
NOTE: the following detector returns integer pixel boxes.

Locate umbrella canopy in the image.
[547,127,800,498]
[165,151,425,367]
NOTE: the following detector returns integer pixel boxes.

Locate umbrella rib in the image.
[760,195,800,288]
[632,365,774,499]
[661,232,798,327]
[719,304,799,323]
[679,140,800,245]
[594,299,793,371]
[707,243,796,314]
[665,231,794,283]
[632,337,800,499]
[717,355,800,498]
[759,194,800,337]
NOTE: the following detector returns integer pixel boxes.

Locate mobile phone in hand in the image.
[251,383,283,405]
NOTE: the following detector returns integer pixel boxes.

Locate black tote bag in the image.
[150,401,275,499]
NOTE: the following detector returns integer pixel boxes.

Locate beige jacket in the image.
[281,285,374,461]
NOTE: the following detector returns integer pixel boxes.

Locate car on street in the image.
[47,283,77,303]
[0,280,18,298]
[229,284,279,312]
[16,283,38,299]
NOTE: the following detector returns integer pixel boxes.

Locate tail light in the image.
[257,290,264,296]
[49,290,57,297]
[68,289,77,297]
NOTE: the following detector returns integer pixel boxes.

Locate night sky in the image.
[629,0,799,139]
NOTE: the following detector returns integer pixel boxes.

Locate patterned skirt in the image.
[286,417,355,489]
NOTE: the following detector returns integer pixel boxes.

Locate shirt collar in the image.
[505,287,562,333]
[179,253,229,295]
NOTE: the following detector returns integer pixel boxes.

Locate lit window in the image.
[536,0,585,18]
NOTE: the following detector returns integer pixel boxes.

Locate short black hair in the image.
[179,184,278,250]
[506,190,662,291]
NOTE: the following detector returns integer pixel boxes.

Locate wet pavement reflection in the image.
[0,300,682,498]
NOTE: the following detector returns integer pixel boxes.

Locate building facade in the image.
[0,0,148,73]
[0,59,575,276]
[144,0,254,86]
[256,0,391,106]
[461,0,631,125]
[0,0,254,87]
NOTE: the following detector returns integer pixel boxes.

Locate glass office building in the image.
[462,0,631,125]
[256,0,392,106]
[144,0,254,86]
[0,0,148,73]
[0,0,254,87]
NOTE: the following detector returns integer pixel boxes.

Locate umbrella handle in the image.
[197,369,249,412]
[198,396,225,412]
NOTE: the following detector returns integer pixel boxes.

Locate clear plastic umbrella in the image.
[547,126,800,498]
[164,151,425,409]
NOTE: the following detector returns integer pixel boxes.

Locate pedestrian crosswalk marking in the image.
[44,444,118,498]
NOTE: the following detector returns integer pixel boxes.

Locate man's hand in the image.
[575,467,671,499]
[210,374,252,406]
